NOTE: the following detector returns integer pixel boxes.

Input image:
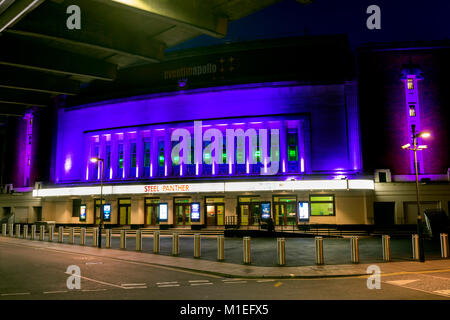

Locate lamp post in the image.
[91,157,104,248]
[401,125,430,262]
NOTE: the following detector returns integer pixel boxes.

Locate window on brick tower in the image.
[407,78,414,90]
[409,105,416,117]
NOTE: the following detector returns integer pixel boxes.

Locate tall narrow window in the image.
[407,78,414,90]
[117,143,124,178]
[129,143,136,178]
[157,140,165,176]
[104,145,111,179]
[287,128,299,173]
[409,105,416,117]
[143,142,151,177]
[93,145,99,179]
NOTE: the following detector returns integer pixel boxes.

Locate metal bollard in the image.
[58,226,64,243]
[412,234,419,260]
[15,224,20,238]
[39,225,45,241]
[48,225,54,242]
[31,225,36,240]
[172,233,179,256]
[440,233,449,259]
[350,236,359,264]
[69,227,74,244]
[217,235,224,261]
[315,236,324,265]
[2,223,6,236]
[9,224,13,237]
[153,231,160,253]
[243,236,251,264]
[382,235,391,262]
[120,230,126,249]
[23,225,28,239]
[277,238,286,266]
[136,230,142,251]
[92,228,98,247]
[105,229,112,248]
[80,228,86,245]
[194,234,201,258]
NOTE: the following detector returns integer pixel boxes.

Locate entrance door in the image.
[239,203,260,226]
[118,199,131,225]
[174,198,191,226]
[238,196,260,226]
[273,196,297,226]
[145,198,160,226]
[374,202,395,226]
[205,197,225,226]
[206,205,216,226]
[175,204,191,226]
[206,204,225,226]
[145,205,159,226]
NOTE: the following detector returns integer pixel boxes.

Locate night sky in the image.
[169,0,450,52]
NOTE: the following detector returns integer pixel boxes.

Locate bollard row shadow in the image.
[1,224,449,267]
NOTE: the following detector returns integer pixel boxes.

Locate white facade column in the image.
[136,130,144,179]
[280,121,287,174]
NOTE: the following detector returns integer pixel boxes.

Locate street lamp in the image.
[90,157,104,248]
[402,125,430,262]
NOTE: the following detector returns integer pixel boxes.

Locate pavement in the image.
[1,235,449,279]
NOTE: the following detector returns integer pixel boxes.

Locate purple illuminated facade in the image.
[54,82,362,184]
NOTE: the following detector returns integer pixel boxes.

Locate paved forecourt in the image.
[1,236,449,279]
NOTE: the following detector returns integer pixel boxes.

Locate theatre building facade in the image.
[34,79,373,228]
[26,35,378,229]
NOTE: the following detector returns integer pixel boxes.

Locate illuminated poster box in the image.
[103,204,111,222]
[79,204,86,222]
[298,201,309,222]
[261,202,271,220]
[191,202,201,223]
[159,203,168,222]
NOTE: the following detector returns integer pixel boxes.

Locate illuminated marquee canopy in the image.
[33,179,374,197]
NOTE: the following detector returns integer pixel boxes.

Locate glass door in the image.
[206,205,216,226]
[251,203,261,225]
[174,198,191,226]
[240,204,250,226]
[217,205,224,226]
[145,198,160,226]
[205,197,225,226]
[275,203,285,225]
[286,202,297,225]
[238,196,260,227]
[273,196,297,226]
[118,199,131,225]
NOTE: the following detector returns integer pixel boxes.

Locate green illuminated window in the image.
[158,141,165,168]
[118,144,123,169]
[255,150,261,162]
[310,195,335,216]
